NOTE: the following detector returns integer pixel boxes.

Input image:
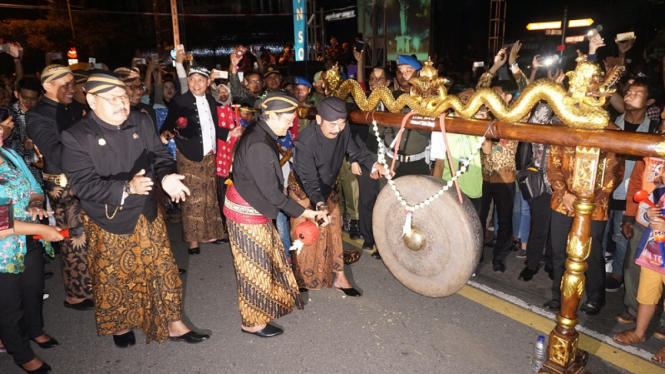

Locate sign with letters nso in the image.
[293,0,307,61]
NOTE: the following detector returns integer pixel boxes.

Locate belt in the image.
[385,147,430,163]
[43,173,68,187]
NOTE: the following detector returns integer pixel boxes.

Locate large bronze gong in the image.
[373,175,483,297]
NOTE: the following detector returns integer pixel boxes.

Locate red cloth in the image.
[223,184,271,224]
[216,105,238,177]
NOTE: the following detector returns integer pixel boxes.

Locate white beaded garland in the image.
[371,119,485,215]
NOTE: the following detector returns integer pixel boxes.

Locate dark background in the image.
[1,0,664,74]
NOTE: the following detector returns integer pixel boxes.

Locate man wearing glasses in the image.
[114,67,157,131]
[26,64,93,311]
[61,72,209,347]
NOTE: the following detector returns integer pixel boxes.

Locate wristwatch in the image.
[124,182,133,195]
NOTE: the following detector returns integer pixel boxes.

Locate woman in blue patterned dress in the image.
[0,123,64,374]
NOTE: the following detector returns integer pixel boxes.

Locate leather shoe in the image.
[544,263,554,280]
[112,331,136,348]
[518,266,538,282]
[32,336,59,349]
[370,251,382,260]
[580,301,604,316]
[169,331,210,344]
[492,261,506,273]
[241,323,283,338]
[362,241,374,251]
[543,299,561,311]
[17,362,52,374]
[188,247,200,255]
[212,238,229,244]
[63,298,94,311]
[298,287,308,293]
[336,287,362,297]
[178,268,186,274]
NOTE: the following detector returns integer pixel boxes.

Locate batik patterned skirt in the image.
[45,181,92,300]
[288,173,344,290]
[224,185,303,327]
[82,212,182,343]
[176,150,224,243]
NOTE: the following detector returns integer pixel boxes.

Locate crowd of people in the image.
[1,29,665,373]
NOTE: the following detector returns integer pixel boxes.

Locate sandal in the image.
[652,346,665,366]
[614,310,636,324]
[343,248,361,265]
[654,326,665,341]
[613,330,645,346]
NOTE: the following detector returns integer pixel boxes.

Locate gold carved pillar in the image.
[540,146,600,374]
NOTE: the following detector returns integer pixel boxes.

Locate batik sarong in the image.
[45,181,92,300]
[176,150,224,242]
[82,212,182,343]
[224,185,303,327]
[288,172,344,290]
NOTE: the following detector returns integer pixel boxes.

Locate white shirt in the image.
[195,94,216,155]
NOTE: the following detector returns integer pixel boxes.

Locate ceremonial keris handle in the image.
[541,146,598,373]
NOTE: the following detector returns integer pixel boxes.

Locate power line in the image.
[0,3,357,18]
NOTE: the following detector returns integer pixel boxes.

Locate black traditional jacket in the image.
[26,97,86,175]
[232,120,305,220]
[61,111,176,234]
[160,91,228,162]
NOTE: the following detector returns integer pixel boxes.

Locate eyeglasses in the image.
[126,84,143,91]
[94,94,129,105]
[247,79,262,84]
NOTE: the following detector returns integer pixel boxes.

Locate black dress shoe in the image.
[178,268,186,274]
[362,241,374,251]
[212,238,229,244]
[188,247,200,255]
[17,362,52,374]
[492,261,506,273]
[169,331,210,344]
[241,323,283,338]
[518,266,538,282]
[370,251,382,260]
[298,287,308,293]
[336,287,362,297]
[544,263,554,280]
[580,301,605,316]
[543,299,561,311]
[32,336,59,349]
[112,331,136,348]
[63,298,94,311]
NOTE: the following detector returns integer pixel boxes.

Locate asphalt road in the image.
[0,223,634,374]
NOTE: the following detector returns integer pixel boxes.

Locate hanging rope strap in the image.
[439,114,464,204]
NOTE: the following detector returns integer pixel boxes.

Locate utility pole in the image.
[66,0,76,40]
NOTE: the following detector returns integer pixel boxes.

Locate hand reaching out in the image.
[589,37,605,55]
[162,173,191,203]
[508,40,521,66]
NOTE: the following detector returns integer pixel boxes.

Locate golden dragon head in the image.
[323,64,343,97]
[408,57,449,102]
[564,54,624,108]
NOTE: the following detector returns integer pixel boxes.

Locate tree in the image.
[0,0,137,67]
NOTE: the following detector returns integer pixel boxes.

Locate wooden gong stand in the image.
[344,110,665,374]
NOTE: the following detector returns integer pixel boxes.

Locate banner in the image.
[293,0,307,61]
[386,0,430,61]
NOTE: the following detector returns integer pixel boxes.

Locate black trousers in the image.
[0,238,45,365]
[358,162,380,246]
[550,211,606,303]
[479,181,515,264]
[525,193,553,270]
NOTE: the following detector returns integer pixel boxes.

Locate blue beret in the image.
[396,55,422,71]
[292,76,312,89]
